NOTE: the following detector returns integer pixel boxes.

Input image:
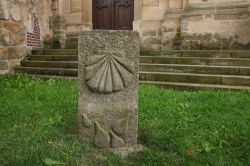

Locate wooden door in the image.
[93,0,134,30]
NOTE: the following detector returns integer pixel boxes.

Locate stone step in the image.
[26,74,78,80]
[21,74,250,91]
[140,56,250,66]
[20,73,250,91]
[140,63,250,76]
[140,81,250,91]
[43,49,78,55]
[27,55,78,61]
[65,38,78,49]
[15,67,78,76]
[139,71,250,86]
[141,50,250,58]
[21,61,78,69]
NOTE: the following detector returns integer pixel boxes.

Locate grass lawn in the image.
[0,75,250,166]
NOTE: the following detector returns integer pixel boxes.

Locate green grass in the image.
[0,75,249,166]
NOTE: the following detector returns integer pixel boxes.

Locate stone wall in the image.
[140,0,169,50]
[140,0,250,50]
[0,0,52,74]
[38,0,250,51]
[140,0,185,50]
[181,0,250,50]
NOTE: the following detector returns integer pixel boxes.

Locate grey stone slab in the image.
[78,30,140,152]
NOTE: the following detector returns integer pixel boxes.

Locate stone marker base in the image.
[109,145,145,159]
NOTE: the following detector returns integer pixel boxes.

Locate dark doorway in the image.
[93,0,134,30]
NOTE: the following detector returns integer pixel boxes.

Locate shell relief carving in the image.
[85,50,134,93]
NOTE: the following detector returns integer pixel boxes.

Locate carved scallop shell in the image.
[86,50,134,93]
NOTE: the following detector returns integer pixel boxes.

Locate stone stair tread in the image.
[16,66,78,76]
[43,49,78,55]
[28,55,78,57]
[141,50,250,58]
[26,74,78,80]
[21,61,78,69]
[140,71,250,78]
[140,80,250,90]
[22,60,78,63]
[140,63,250,68]
[15,49,250,90]
[44,49,77,50]
[140,56,250,60]
[16,66,78,71]
[26,55,78,61]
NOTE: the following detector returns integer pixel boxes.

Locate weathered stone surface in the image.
[85,50,134,93]
[110,130,125,148]
[0,60,9,70]
[142,30,157,36]
[94,121,111,148]
[2,22,22,33]
[11,4,21,21]
[143,0,159,7]
[81,113,93,128]
[144,38,161,45]
[0,29,10,46]
[8,59,21,72]
[78,30,140,151]
[8,47,26,59]
[112,116,129,136]
[0,0,9,20]
[0,47,8,60]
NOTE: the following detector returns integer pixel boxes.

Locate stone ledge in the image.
[183,6,250,18]
[188,2,250,9]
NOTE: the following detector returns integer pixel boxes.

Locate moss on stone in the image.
[142,30,157,37]
[144,38,161,45]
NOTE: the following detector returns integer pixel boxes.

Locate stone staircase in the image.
[16,49,78,80]
[15,49,250,90]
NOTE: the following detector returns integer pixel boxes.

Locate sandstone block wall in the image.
[181,1,250,50]
[140,0,250,50]
[0,0,53,74]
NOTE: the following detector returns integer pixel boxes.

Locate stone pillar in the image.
[78,30,143,157]
[161,0,183,50]
[183,0,189,9]
[82,0,92,29]
[133,0,142,32]
[0,0,9,20]
[51,0,66,48]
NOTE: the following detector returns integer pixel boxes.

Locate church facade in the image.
[53,0,250,50]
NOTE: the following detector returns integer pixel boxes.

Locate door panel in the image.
[93,0,113,29]
[114,0,134,30]
[93,0,134,30]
